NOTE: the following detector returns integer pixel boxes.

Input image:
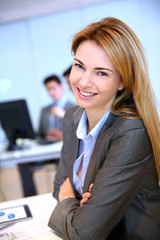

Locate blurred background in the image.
[0,0,160,200]
[0,0,160,132]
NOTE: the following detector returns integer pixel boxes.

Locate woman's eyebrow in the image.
[74,58,84,66]
[95,67,113,73]
[74,57,113,73]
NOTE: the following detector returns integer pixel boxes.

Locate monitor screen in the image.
[0,99,35,150]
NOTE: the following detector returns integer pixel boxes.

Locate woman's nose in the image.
[79,71,93,88]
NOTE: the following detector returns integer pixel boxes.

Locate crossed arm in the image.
[49,126,153,240]
[59,177,93,205]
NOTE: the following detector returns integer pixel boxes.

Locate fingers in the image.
[80,197,88,206]
[83,192,91,199]
[80,183,94,207]
[80,192,91,206]
[89,183,94,192]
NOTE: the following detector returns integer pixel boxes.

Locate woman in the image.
[48,17,160,240]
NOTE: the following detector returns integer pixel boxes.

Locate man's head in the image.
[63,65,72,90]
[43,75,63,101]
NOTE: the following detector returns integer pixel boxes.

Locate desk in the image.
[0,141,63,165]
[0,193,62,239]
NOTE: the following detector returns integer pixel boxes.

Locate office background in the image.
[0,0,160,132]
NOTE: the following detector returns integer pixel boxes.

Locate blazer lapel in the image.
[66,107,84,186]
[83,112,118,193]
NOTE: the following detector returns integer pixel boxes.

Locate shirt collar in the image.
[76,109,110,141]
[54,95,68,108]
[76,110,87,140]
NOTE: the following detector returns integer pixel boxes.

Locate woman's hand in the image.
[59,177,76,201]
[80,183,94,206]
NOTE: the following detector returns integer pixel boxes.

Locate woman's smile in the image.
[77,87,98,98]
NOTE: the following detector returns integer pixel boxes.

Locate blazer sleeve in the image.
[48,122,155,240]
[53,144,68,200]
[53,106,79,200]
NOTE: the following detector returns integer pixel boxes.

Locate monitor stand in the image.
[7,130,29,151]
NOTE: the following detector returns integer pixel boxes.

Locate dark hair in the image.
[43,75,61,85]
[62,65,72,77]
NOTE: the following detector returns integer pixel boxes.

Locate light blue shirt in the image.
[48,95,70,130]
[55,94,71,109]
[73,109,110,196]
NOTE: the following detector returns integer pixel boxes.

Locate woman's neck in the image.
[86,108,109,133]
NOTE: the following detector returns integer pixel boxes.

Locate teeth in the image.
[80,90,95,96]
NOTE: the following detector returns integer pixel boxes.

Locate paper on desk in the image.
[0,217,58,240]
[0,233,15,240]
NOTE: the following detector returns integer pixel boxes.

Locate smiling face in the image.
[70,40,123,118]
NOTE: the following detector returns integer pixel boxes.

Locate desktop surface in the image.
[0,193,63,240]
[0,139,63,165]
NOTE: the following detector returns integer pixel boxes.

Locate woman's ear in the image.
[118,81,124,91]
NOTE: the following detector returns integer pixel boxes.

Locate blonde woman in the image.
[48,17,160,240]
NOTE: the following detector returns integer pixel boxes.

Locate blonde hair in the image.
[71,17,160,180]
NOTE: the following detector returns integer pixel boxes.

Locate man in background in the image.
[62,65,72,91]
[18,74,75,197]
[38,74,74,140]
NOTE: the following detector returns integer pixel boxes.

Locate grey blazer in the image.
[48,106,160,240]
[38,101,75,137]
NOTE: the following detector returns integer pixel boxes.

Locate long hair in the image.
[71,17,160,180]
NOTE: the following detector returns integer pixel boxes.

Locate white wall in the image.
[0,0,160,132]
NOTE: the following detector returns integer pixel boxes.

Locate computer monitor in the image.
[0,99,35,150]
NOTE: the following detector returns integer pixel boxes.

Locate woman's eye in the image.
[74,63,84,70]
[98,71,108,77]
